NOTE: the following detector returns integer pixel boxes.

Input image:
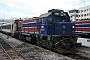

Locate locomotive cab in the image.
[38,9,73,36]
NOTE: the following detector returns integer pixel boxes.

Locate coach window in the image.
[41,18,44,24]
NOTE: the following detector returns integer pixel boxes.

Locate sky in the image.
[0,0,90,19]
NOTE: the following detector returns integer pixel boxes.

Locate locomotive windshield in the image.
[54,15,65,22]
[53,11,66,22]
[54,16,60,22]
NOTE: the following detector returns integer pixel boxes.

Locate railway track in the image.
[0,33,90,60]
[77,46,90,59]
[62,53,89,60]
[0,38,27,60]
[0,33,74,60]
[62,46,90,60]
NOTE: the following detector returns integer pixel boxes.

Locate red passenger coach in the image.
[21,18,39,34]
[15,18,39,42]
[75,20,90,36]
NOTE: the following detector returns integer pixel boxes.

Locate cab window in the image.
[48,18,52,23]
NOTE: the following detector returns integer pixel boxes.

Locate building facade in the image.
[68,9,78,21]
[78,5,90,20]
[68,5,90,21]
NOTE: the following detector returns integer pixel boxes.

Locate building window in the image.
[87,13,89,16]
[84,14,86,16]
[78,11,80,13]
[81,15,83,17]
[78,15,80,17]
[84,10,86,12]
[81,10,83,12]
[76,15,78,17]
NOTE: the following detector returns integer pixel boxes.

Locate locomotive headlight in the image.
[63,25,66,28]
[41,26,44,28]
[72,26,75,28]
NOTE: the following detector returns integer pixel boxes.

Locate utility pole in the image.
[73,2,74,9]
[84,0,85,7]
[84,0,85,20]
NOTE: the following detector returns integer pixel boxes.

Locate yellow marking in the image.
[55,38,69,45]
[55,40,63,45]
[55,41,60,45]
[40,36,42,39]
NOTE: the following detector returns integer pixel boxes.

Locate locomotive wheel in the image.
[37,40,40,46]
[57,48,67,53]
[22,35,26,41]
[47,40,52,50]
[18,35,21,39]
[36,39,42,47]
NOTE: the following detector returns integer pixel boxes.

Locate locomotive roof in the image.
[39,12,52,18]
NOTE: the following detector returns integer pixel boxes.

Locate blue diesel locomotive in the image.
[0,9,78,53]
[35,9,78,53]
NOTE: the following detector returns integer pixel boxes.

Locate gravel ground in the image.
[77,47,90,59]
[0,33,74,60]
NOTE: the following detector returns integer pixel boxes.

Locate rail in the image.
[0,38,27,60]
[0,44,12,60]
